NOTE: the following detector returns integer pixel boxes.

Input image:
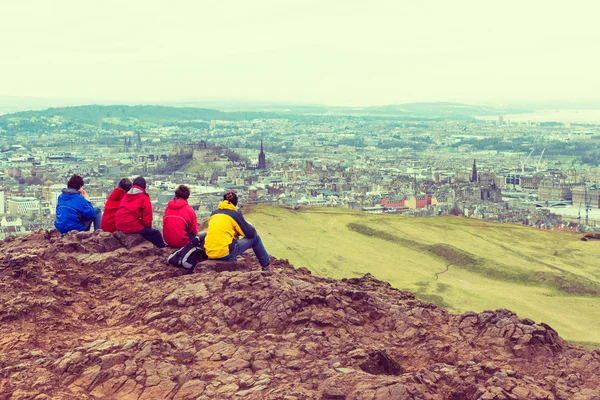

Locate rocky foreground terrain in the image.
[1,231,599,400]
[582,233,600,241]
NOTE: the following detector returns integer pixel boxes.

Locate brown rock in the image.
[140,381,177,399]
[512,386,530,398]
[173,379,205,400]
[252,359,271,370]
[322,386,346,399]
[222,358,251,373]
[0,231,599,400]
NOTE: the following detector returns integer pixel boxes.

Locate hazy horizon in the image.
[2,0,600,107]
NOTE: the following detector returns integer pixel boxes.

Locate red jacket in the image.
[163,198,198,247]
[101,187,127,232]
[115,186,153,233]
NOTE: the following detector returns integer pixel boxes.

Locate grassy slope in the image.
[246,206,600,346]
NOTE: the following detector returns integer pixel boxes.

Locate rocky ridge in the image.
[0,230,599,399]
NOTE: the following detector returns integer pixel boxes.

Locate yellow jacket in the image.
[205,201,257,259]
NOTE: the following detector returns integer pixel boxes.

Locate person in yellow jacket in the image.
[204,191,271,270]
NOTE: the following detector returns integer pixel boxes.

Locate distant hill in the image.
[0,104,293,134]
[359,101,528,117]
[169,100,528,117]
[0,102,528,129]
[0,104,276,126]
[0,103,530,135]
[247,206,600,348]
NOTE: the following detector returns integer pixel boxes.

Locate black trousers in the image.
[135,227,166,248]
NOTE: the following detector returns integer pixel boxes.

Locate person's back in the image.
[205,197,251,258]
[115,176,165,248]
[101,178,132,233]
[115,181,152,234]
[55,174,100,234]
[205,191,270,269]
[163,185,198,248]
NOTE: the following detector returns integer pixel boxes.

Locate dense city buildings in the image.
[1,105,600,239]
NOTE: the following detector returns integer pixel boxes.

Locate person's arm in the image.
[233,212,257,238]
[141,195,153,227]
[77,195,97,220]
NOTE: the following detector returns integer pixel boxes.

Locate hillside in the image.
[246,207,600,347]
[1,230,600,399]
[350,102,527,118]
[0,105,272,131]
[0,104,270,123]
[0,102,526,133]
[172,101,527,118]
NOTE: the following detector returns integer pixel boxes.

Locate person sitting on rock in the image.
[162,185,199,248]
[100,178,132,233]
[204,191,270,270]
[55,174,102,234]
[115,176,165,248]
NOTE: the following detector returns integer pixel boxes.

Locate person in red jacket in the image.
[101,178,132,232]
[115,176,165,248]
[163,185,199,248]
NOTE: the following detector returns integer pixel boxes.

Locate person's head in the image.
[223,191,238,206]
[133,176,146,190]
[67,174,84,191]
[175,185,190,200]
[118,178,132,192]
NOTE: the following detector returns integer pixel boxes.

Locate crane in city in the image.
[585,187,592,226]
[586,200,591,226]
[577,186,593,231]
[535,148,545,172]
[577,194,583,231]
[520,149,535,174]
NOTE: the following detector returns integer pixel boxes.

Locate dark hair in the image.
[175,185,190,200]
[67,174,84,190]
[118,178,132,192]
[133,176,146,190]
[223,191,238,206]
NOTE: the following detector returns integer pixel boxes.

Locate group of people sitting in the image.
[54,174,271,270]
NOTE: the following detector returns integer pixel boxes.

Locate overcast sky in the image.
[1,0,599,106]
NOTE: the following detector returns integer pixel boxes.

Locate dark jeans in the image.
[135,227,166,248]
[83,207,102,231]
[230,235,270,267]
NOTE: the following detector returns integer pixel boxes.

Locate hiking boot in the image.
[261,263,272,274]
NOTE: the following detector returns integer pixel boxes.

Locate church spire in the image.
[258,139,266,170]
[471,159,478,183]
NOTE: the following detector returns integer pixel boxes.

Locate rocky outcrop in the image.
[1,230,599,399]
[582,233,600,241]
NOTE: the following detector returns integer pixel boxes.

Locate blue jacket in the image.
[54,188,97,234]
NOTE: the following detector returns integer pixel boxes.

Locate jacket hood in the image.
[62,188,80,195]
[217,200,237,211]
[108,187,127,201]
[167,198,189,210]
[127,186,146,195]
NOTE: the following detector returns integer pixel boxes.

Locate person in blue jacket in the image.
[54,174,102,234]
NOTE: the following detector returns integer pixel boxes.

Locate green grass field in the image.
[183,160,217,174]
[246,206,600,347]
